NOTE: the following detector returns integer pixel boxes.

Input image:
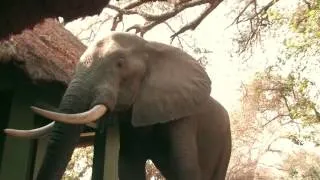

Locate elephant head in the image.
[4,32,211,179]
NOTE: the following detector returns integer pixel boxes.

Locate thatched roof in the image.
[0,18,86,85]
[0,0,110,39]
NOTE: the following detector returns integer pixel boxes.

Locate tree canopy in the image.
[5,0,319,179]
[59,0,320,179]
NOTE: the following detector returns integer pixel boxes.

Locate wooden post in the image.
[104,120,120,180]
[32,135,50,178]
[92,114,120,180]
[92,123,107,180]
[0,86,35,180]
[30,84,64,178]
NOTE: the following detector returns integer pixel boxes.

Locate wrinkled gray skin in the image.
[35,32,232,180]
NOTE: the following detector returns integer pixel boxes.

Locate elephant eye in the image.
[116,57,125,68]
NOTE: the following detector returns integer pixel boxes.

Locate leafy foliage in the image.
[63,146,94,180]
[283,149,320,179]
[62,146,164,180]
[285,0,320,57]
[145,160,165,180]
[247,67,319,126]
[241,67,320,148]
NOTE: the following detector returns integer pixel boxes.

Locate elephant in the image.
[4,32,232,180]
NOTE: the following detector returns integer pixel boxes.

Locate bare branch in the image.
[170,0,222,40]
[232,0,281,53]
[163,22,184,48]
[125,0,210,36]
[126,22,158,36]
[234,0,280,25]
[106,0,223,37]
[75,16,112,38]
[124,0,148,9]
[230,0,254,26]
[313,106,320,122]
[262,114,290,128]
[107,4,140,16]
[280,119,301,126]
[137,0,211,21]
[282,95,294,120]
[302,0,312,9]
[108,0,146,31]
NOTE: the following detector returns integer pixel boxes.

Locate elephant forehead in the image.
[79,32,143,67]
[79,37,121,67]
[100,37,122,56]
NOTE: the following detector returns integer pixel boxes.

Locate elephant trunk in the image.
[36,80,93,180]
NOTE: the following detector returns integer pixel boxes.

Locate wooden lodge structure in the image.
[0,18,96,180]
[0,0,110,39]
[0,1,115,179]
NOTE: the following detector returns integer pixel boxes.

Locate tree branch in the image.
[108,0,146,31]
[313,106,320,122]
[170,0,222,40]
[233,0,280,25]
[231,0,255,26]
[232,0,281,53]
[107,0,223,37]
[76,16,112,43]
[302,0,312,9]
[163,22,184,48]
[281,95,296,121]
[262,114,290,127]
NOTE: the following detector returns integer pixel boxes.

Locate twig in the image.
[124,0,147,9]
[302,0,312,9]
[230,0,281,53]
[163,22,184,48]
[75,16,111,37]
[125,0,210,36]
[107,0,222,37]
[313,106,320,122]
[282,95,294,120]
[108,0,146,31]
[262,114,289,127]
[170,0,222,41]
[230,0,255,26]
[126,21,158,36]
[234,0,280,25]
[138,0,210,21]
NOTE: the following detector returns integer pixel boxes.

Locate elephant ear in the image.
[132,42,211,127]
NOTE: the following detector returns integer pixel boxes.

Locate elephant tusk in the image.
[4,122,55,138]
[31,104,108,124]
[4,122,97,139]
[3,105,103,138]
[86,122,97,128]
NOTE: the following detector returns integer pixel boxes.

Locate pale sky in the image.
[66,0,314,112]
[66,0,247,111]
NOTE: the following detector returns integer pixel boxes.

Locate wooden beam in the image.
[77,132,95,147]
